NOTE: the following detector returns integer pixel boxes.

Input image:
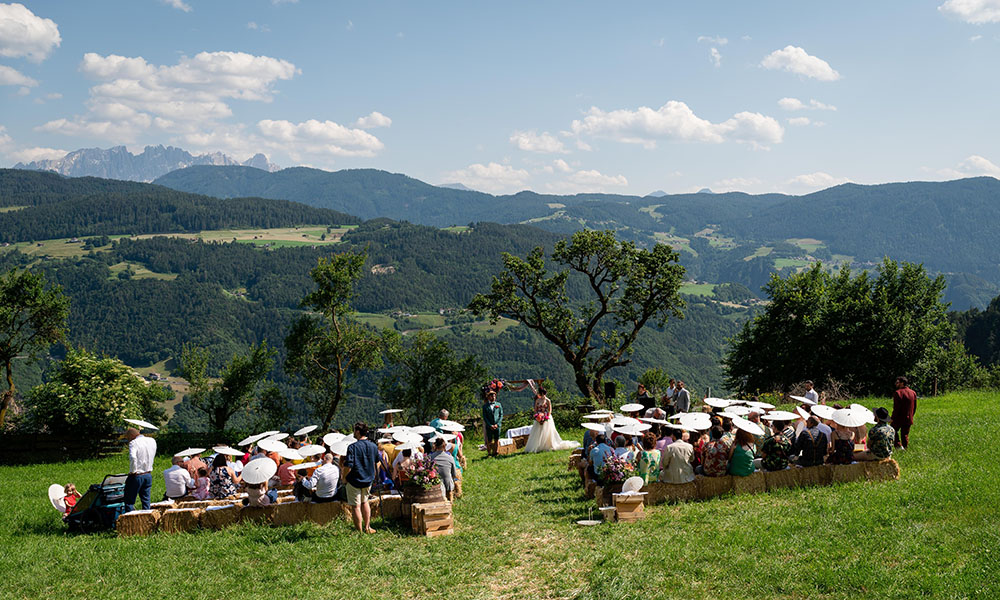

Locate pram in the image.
[64,473,129,533]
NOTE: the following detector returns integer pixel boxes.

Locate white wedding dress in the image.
[524,415,579,453]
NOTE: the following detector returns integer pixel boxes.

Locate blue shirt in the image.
[590,443,613,472]
[344,438,379,487]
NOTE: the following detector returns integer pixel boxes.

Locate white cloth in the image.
[505,425,533,439]
[804,389,819,404]
[128,434,157,473]
[310,463,340,499]
[523,418,579,453]
[163,465,194,498]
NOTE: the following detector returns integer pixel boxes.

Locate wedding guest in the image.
[701,426,731,477]
[343,422,379,533]
[891,376,917,449]
[431,437,459,500]
[310,453,340,503]
[795,416,829,467]
[803,380,820,404]
[191,467,210,500]
[674,381,691,413]
[827,421,856,465]
[636,383,655,411]
[123,427,156,511]
[857,407,895,461]
[185,452,207,480]
[277,456,297,487]
[430,409,449,432]
[660,431,695,484]
[393,448,414,486]
[635,432,661,484]
[62,484,81,516]
[244,481,277,507]
[293,469,314,502]
[209,453,241,499]
[728,429,756,476]
[589,434,614,483]
[662,378,676,415]
[692,430,709,470]
[655,426,673,451]
[613,436,633,461]
[163,455,195,501]
[760,420,794,471]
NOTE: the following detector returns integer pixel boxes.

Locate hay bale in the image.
[276,495,298,504]
[864,459,900,482]
[117,510,160,537]
[798,465,833,487]
[149,500,175,515]
[271,501,309,526]
[276,489,294,497]
[161,508,202,533]
[731,471,767,495]
[307,501,345,526]
[201,505,239,530]
[764,468,801,492]
[239,505,275,525]
[695,475,733,500]
[380,494,404,519]
[176,500,217,510]
[831,462,868,484]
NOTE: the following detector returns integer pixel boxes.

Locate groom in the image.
[482,389,503,457]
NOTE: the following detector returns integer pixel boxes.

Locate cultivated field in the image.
[0,392,996,599]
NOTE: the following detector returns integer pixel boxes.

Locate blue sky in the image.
[1,1,999,195]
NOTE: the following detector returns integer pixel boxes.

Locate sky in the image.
[1,0,999,195]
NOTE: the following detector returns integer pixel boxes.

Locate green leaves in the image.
[179,341,277,431]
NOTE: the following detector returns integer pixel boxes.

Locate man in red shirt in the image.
[891,376,917,449]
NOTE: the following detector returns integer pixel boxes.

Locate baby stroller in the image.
[64,473,129,533]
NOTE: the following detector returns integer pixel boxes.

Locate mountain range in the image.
[14,145,278,182]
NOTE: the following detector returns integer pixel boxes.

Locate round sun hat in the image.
[439,420,466,432]
[213,446,243,456]
[287,462,319,471]
[761,410,799,421]
[833,408,868,428]
[811,404,836,420]
[732,415,765,437]
[789,394,817,406]
[392,431,423,444]
[322,432,345,446]
[48,484,66,513]
[174,447,206,458]
[257,438,287,453]
[238,433,268,446]
[241,459,278,485]
[278,448,302,461]
[263,432,289,442]
[330,438,355,456]
[123,418,158,430]
[619,403,645,413]
[379,408,404,415]
[622,476,645,494]
[703,397,732,409]
[850,403,878,425]
[411,425,437,435]
[297,444,325,457]
[727,406,752,416]
[582,423,606,432]
[746,400,776,410]
[293,425,318,437]
[796,406,812,421]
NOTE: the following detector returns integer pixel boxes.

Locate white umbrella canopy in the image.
[850,404,877,425]
[619,403,645,413]
[322,432,345,447]
[287,462,319,471]
[123,418,158,430]
[746,400,776,410]
[582,423,606,432]
[727,406,752,416]
[278,448,302,461]
[732,416,765,437]
[622,476,644,493]
[610,416,640,427]
[789,394,817,406]
[257,438,287,453]
[48,484,66,513]
[762,410,799,421]
[411,425,437,435]
[297,444,326,457]
[833,408,869,428]
[263,432,289,442]
[811,404,837,420]
[174,447,206,457]
[213,446,243,456]
[241,459,277,485]
[238,433,268,447]
[703,398,732,409]
[392,431,423,444]
[380,408,404,415]
[438,420,466,432]
[293,425,318,437]
[330,438,355,456]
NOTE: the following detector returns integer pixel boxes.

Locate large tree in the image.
[179,341,278,431]
[469,229,686,402]
[378,331,487,423]
[724,259,954,396]
[0,268,70,428]
[285,250,394,428]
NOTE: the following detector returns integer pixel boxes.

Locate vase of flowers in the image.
[402,455,444,504]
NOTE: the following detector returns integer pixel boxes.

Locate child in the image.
[243,481,277,507]
[191,467,210,500]
[63,483,82,515]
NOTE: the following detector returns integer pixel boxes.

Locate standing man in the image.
[662,379,676,416]
[891,376,917,449]
[674,381,691,414]
[343,422,379,534]
[123,427,156,511]
[482,389,503,457]
[803,380,820,405]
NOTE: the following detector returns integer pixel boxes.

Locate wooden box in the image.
[613,493,647,523]
[201,505,239,530]
[117,509,160,537]
[511,434,530,449]
[160,508,202,533]
[411,501,453,537]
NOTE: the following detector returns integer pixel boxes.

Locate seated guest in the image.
[62,483,82,516]
[277,456,296,488]
[692,431,709,470]
[747,412,768,452]
[660,430,695,484]
[760,419,794,471]
[636,432,661,484]
[163,455,195,501]
[191,467,210,500]
[655,426,673,451]
[701,426,732,477]
[429,409,449,432]
[795,416,829,467]
[728,429,756,476]
[613,436,633,461]
[244,480,278,507]
[589,434,614,483]
[393,448,414,486]
[430,437,459,500]
[208,453,241,499]
[310,453,341,503]
[720,417,735,445]
[185,452,207,480]
[643,406,666,420]
[827,420,856,464]
[857,407,895,461]
[293,468,314,502]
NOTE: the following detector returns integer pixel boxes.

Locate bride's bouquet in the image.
[533,411,550,423]
[402,455,441,490]
[599,452,636,483]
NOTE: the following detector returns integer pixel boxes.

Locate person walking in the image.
[123,427,156,511]
[891,376,917,449]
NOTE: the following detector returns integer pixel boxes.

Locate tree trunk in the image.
[574,369,599,404]
[0,361,14,429]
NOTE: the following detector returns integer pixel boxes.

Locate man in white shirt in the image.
[804,380,820,404]
[124,427,157,510]
[310,453,340,502]
[163,455,194,500]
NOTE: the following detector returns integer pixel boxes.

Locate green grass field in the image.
[680,282,716,297]
[1,391,997,599]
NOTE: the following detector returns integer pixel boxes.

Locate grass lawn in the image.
[108,261,179,281]
[774,257,814,269]
[1,392,997,599]
[681,282,716,297]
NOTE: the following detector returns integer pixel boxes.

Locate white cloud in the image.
[354,111,392,129]
[709,47,722,67]
[697,35,728,45]
[0,125,67,164]
[256,118,384,158]
[162,0,192,12]
[958,154,1000,177]
[571,100,784,149]
[247,21,270,32]
[0,3,61,63]
[346,20,354,31]
[939,0,1000,24]
[787,117,811,126]
[552,158,572,173]
[547,168,629,194]
[711,177,763,193]
[971,34,984,41]
[443,162,529,193]
[509,130,568,154]
[786,171,850,190]
[761,46,840,81]
[45,92,61,99]
[0,64,37,86]
[778,97,837,111]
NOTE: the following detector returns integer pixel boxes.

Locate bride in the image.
[521,382,578,453]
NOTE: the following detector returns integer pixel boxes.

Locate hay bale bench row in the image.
[590,460,899,509]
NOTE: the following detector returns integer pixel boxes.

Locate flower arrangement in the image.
[402,455,441,490]
[533,411,550,423]
[599,451,636,483]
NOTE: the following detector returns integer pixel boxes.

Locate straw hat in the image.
[123,418,158,430]
[293,425,318,436]
[241,459,277,485]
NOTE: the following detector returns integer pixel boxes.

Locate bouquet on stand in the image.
[402,455,442,490]
[599,452,636,483]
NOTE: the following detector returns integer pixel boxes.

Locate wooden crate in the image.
[613,493,647,523]
[161,508,202,533]
[117,509,160,536]
[511,434,530,449]
[411,501,453,536]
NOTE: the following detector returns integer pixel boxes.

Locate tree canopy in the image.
[179,341,278,432]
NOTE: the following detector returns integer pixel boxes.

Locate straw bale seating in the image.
[306,501,347,526]
[239,505,275,525]
[117,509,160,536]
[831,461,868,484]
[201,505,240,530]
[380,494,403,519]
[731,471,767,495]
[763,467,801,491]
[271,500,310,526]
[160,508,202,533]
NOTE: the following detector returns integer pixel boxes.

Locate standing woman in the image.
[209,453,241,499]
